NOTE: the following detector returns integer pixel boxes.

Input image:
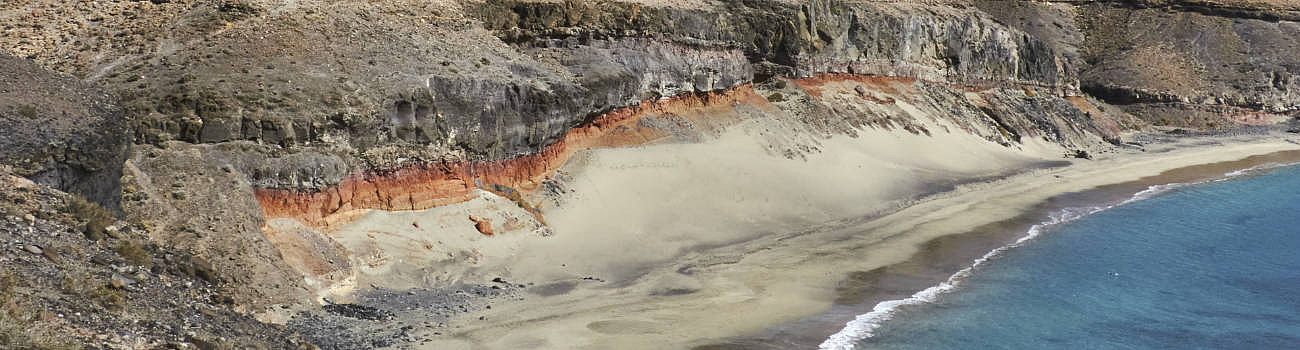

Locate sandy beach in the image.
[330,110,1300,350]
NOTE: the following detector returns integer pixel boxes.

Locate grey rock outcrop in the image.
[1078,3,1300,118]
[479,0,1074,86]
[0,0,1085,191]
[978,0,1300,128]
[425,38,753,160]
[0,53,130,209]
[5,0,1300,193]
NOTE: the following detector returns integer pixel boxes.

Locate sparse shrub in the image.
[0,203,20,219]
[60,272,91,297]
[35,340,81,350]
[115,241,151,269]
[0,312,22,348]
[190,257,220,284]
[64,196,114,241]
[766,93,785,103]
[63,275,124,311]
[17,105,38,119]
[89,285,124,311]
[59,275,78,296]
[40,245,62,264]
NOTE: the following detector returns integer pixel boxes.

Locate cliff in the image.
[0,53,130,210]
[977,0,1300,127]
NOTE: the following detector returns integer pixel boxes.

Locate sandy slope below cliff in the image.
[500,115,1067,284]
[318,103,1066,294]
[404,131,1300,349]
[311,112,1067,347]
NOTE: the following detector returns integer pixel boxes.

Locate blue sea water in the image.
[826,164,1300,349]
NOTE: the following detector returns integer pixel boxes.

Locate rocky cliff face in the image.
[6,1,1294,189]
[159,0,1086,193]
[476,0,1074,85]
[0,53,130,210]
[0,0,1097,195]
[1077,3,1300,125]
[246,0,1116,230]
[976,0,1300,128]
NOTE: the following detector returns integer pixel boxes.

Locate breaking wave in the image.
[819,163,1291,350]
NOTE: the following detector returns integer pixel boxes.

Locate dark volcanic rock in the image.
[1075,2,1300,126]
[478,0,1075,86]
[0,53,130,209]
[289,285,518,350]
[323,303,396,321]
[3,0,1086,192]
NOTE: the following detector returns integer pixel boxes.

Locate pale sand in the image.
[334,112,1300,349]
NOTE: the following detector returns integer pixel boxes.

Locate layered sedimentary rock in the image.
[5,1,1296,197]
[244,0,1109,232]
[257,66,1132,233]
[478,0,1076,87]
[255,86,771,229]
[6,0,1084,182]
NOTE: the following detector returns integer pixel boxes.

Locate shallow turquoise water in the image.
[835,165,1300,349]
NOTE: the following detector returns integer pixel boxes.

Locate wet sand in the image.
[702,148,1300,349]
[399,127,1300,350]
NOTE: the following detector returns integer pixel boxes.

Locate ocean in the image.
[822,164,1300,349]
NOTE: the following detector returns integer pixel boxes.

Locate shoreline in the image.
[709,141,1300,349]
[814,149,1300,349]
[410,133,1300,349]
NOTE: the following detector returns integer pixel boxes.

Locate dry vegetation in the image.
[64,195,114,241]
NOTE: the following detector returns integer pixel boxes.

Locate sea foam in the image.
[815,181,1218,349]
[819,161,1300,350]
[818,162,1298,350]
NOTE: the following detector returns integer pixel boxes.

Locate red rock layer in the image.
[1227,110,1289,125]
[255,84,772,230]
[794,73,917,98]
